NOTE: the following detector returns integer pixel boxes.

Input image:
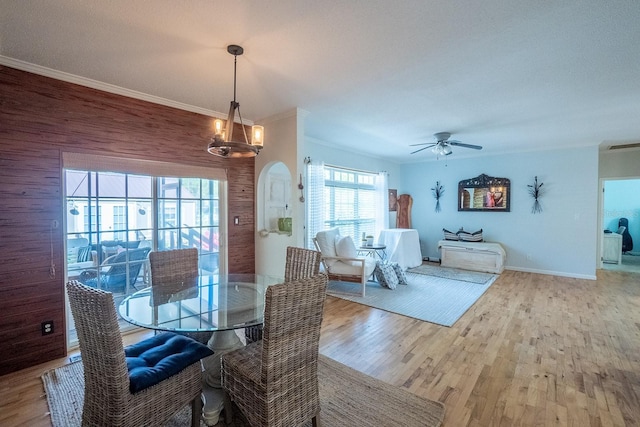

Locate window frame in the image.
[322,165,378,242]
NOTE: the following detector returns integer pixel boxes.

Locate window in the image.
[322,166,378,241]
[66,170,221,281]
[156,176,220,274]
[113,206,126,241]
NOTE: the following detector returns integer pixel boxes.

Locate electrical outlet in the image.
[41,321,54,335]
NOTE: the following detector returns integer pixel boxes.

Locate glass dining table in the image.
[119,273,283,426]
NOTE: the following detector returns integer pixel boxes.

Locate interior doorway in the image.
[600,177,640,273]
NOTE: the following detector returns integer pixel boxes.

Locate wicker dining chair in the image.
[284,246,322,281]
[149,248,199,289]
[149,248,212,344]
[66,280,212,427]
[222,273,328,427]
[244,246,322,344]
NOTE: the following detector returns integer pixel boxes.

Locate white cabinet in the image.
[602,232,622,264]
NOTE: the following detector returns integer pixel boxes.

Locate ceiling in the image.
[2,0,640,162]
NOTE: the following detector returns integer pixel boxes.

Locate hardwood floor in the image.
[2,270,639,426]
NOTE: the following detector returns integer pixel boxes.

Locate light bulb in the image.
[214,119,224,136]
[251,125,264,147]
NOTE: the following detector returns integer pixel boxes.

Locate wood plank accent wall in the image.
[0,65,256,375]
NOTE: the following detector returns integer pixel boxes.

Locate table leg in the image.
[201,330,244,426]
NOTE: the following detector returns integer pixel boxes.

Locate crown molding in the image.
[0,55,255,123]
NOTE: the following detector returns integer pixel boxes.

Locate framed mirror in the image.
[458,174,511,212]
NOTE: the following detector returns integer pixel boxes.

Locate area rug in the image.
[327,271,498,327]
[42,355,444,427]
[409,263,496,284]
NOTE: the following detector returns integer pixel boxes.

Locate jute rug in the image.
[408,263,497,284]
[327,270,498,327]
[42,354,444,427]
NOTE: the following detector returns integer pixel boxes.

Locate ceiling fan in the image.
[410,132,483,156]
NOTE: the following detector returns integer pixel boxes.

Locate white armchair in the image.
[313,228,376,296]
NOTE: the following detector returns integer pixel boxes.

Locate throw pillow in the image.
[458,229,483,242]
[374,261,398,290]
[315,228,340,257]
[391,262,408,285]
[335,235,360,266]
[443,228,459,241]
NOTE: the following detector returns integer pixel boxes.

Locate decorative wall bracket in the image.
[298,174,305,202]
[527,176,544,214]
[431,181,444,213]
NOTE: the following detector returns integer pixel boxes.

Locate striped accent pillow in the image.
[458,229,483,242]
[443,228,459,241]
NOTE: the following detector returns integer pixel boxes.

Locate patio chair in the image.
[66,280,213,427]
[79,247,150,292]
[222,273,328,426]
[245,246,322,344]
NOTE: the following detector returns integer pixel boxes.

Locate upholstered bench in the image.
[437,240,506,274]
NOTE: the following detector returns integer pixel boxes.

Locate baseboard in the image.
[505,266,597,280]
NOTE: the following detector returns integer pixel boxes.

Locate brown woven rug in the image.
[42,354,444,426]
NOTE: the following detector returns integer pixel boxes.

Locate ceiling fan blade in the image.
[410,146,432,154]
[409,142,436,147]
[449,141,483,150]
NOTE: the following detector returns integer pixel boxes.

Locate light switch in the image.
[234,216,240,225]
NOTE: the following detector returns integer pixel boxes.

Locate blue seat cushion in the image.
[125,332,213,393]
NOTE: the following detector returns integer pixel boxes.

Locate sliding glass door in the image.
[64,169,224,347]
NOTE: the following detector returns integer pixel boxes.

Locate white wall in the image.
[402,146,599,279]
[255,109,302,277]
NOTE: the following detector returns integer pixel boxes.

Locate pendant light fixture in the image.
[208,45,264,158]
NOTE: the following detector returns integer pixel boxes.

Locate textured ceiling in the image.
[2,0,640,162]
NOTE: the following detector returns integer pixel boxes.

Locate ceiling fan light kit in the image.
[208,44,264,159]
[410,132,482,157]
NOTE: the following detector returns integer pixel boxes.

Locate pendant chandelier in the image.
[207,45,264,158]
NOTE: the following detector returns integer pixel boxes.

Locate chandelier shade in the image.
[431,144,452,156]
[207,45,264,158]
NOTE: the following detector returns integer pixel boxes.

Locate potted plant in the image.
[278,217,292,233]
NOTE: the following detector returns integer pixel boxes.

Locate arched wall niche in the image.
[257,161,292,235]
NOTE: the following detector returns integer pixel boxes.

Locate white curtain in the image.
[375,172,389,238]
[306,161,326,249]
